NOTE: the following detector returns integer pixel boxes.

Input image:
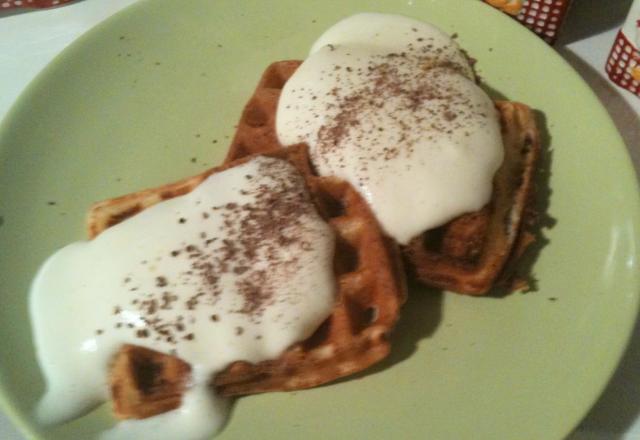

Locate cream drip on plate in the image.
[29,156,336,440]
[277,13,504,244]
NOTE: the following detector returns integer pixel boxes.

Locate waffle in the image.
[87,145,406,419]
[223,61,302,163]
[225,61,540,295]
[406,101,539,294]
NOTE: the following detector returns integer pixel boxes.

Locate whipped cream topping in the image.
[277,13,504,244]
[30,156,336,440]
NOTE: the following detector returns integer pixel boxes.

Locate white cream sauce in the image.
[277,13,504,244]
[30,156,336,440]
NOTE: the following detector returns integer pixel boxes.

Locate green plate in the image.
[1,0,638,439]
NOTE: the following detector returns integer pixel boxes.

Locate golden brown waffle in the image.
[225,61,540,295]
[87,145,406,419]
[224,60,302,162]
[405,101,539,294]
[109,344,191,419]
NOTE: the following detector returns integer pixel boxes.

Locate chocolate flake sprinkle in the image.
[155,276,168,287]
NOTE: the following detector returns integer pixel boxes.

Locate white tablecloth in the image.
[1,0,638,439]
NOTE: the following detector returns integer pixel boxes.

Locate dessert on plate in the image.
[227,13,540,295]
[31,145,405,439]
[94,145,405,413]
[28,12,540,440]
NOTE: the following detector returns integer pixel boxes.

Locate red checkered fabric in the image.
[516,0,572,43]
[484,0,572,44]
[1,0,75,9]
[606,30,640,97]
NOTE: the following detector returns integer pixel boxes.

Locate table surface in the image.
[1,1,639,439]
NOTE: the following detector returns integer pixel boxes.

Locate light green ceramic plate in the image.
[0,0,638,439]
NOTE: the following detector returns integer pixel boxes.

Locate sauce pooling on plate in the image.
[30,156,336,440]
[277,13,504,244]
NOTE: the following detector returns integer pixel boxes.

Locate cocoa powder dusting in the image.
[110,158,324,343]
[311,35,487,181]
